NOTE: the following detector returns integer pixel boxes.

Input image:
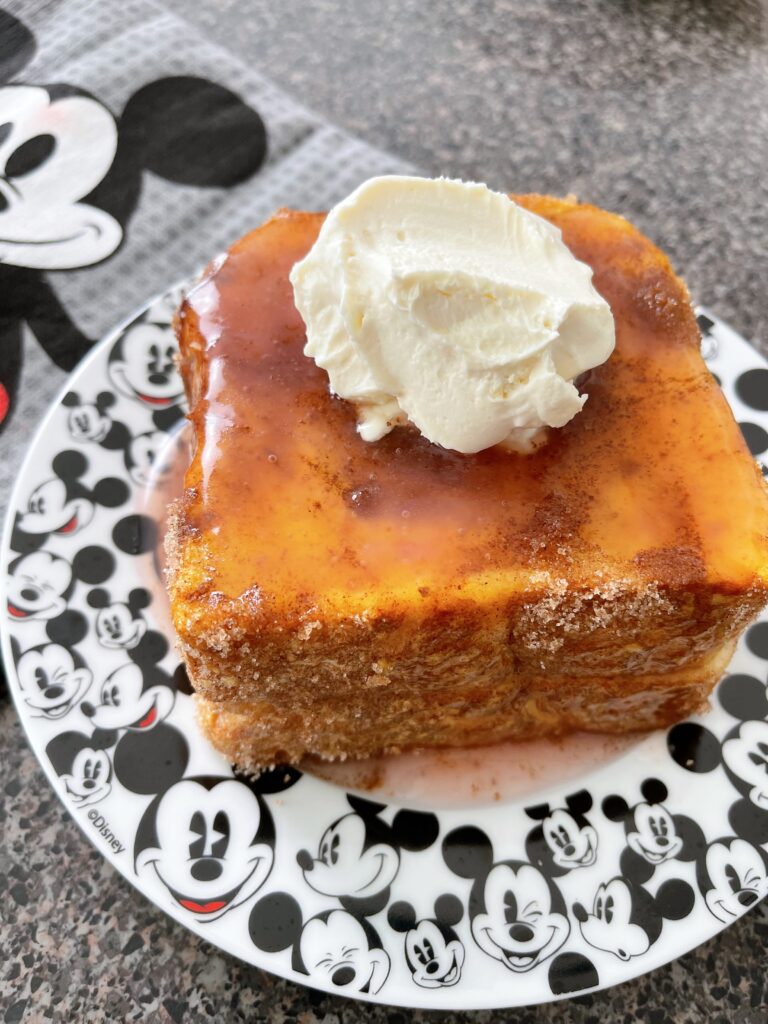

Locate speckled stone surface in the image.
[3,0,768,1020]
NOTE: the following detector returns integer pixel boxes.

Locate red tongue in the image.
[179,899,226,914]
[139,393,172,406]
[57,513,78,534]
[138,705,157,729]
[8,603,29,618]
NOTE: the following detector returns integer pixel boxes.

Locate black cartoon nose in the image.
[656,836,669,847]
[331,966,355,987]
[0,190,8,214]
[45,686,64,700]
[739,890,758,907]
[81,702,95,718]
[190,858,223,882]
[148,372,168,386]
[82,779,96,790]
[509,924,534,943]
[425,960,440,975]
[296,849,313,871]
[20,588,38,602]
[572,902,588,923]
[563,843,575,857]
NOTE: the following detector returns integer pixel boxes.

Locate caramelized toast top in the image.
[173,196,768,623]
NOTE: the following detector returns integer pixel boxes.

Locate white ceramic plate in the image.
[3,295,768,1010]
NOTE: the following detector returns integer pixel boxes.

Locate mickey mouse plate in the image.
[3,294,768,1010]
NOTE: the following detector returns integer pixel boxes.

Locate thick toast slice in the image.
[167,196,768,769]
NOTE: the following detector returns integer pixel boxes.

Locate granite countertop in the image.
[2,0,768,1020]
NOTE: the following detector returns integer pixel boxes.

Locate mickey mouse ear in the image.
[87,588,110,609]
[601,795,630,822]
[92,477,130,509]
[434,893,464,927]
[52,450,88,482]
[72,546,115,585]
[524,801,552,822]
[248,892,302,953]
[119,77,268,188]
[0,10,35,83]
[127,588,151,613]
[96,391,117,411]
[62,392,81,408]
[718,674,768,721]
[387,901,417,933]
[667,722,722,774]
[112,515,157,556]
[565,789,593,816]
[442,826,494,878]
[640,778,668,804]
[347,794,387,818]
[46,610,88,647]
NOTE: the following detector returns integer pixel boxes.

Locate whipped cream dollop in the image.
[290,176,615,453]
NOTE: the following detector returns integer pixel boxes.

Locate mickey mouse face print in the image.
[0,85,122,270]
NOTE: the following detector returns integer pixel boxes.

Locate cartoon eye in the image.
[522,900,542,921]
[0,122,12,148]
[102,684,120,706]
[106,614,121,638]
[726,864,741,893]
[503,889,518,924]
[320,840,330,865]
[163,346,175,373]
[330,833,340,865]
[211,811,230,858]
[6,133,56,178]
[650,815,669,838]
[34,666,49,691]
[414,943,428,966]
[596,895,603,919]
[604,894,614,923]
[189,811,206,859]
[748,746,768,772]
[423,938,434,960]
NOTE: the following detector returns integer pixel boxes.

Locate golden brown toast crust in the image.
[167,196,768,768]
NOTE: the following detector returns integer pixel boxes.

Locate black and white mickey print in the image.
[525,789,598,875]
[441,825,598,993]
[0,9,267,432]
[6,544,111,626]
[296,795,439,916]
[388,895,465,988]
[696,836,768,924]
[135,769,298,922]
[87,585,150,651]
[250,892,392,995]
[668,673,768,844]
[63,389,179,488]
[47,733,113,808]
[601,778,704,883]
[4,290,768,1007]
[572,875,694,962]
[11,635,91,720]
[11,450,128,550]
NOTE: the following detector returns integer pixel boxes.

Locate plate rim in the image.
[2,295,767,1011]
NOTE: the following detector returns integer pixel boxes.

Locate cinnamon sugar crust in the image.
[166,195,768,768]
